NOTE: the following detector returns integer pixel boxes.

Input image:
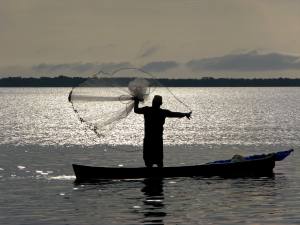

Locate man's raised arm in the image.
[134,98,145,114]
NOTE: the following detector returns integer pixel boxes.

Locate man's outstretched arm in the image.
[166,111,192,119]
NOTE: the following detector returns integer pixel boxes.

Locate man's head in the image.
[152,95,162,108]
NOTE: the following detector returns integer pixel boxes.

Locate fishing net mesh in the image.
[69,68,191,141]
[69,68,157,138]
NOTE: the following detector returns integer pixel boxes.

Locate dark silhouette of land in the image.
[0,76,300,87]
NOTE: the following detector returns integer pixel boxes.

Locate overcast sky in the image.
[1,0,300,78]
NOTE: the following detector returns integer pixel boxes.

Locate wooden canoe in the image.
[73,149,293,182]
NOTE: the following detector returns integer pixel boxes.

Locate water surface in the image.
[0,87,299,224]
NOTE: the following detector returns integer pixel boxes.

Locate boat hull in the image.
[73,150,293,182]
[73,155,276,182]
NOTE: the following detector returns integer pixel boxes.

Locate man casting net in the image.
[68,68,192,155]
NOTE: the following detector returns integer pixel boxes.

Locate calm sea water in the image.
[0,87,299,224]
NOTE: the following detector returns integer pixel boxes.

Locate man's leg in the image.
[143,138,153,168]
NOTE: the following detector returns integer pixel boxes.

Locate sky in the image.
[1,0,300,78]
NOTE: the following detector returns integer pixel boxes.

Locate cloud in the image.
[32,62,133,75]
[186,51,300,71]
[0,61,179,77]
[141,61,179,72]
[2,51,300,78]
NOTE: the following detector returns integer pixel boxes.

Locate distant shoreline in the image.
[0,76,300,87]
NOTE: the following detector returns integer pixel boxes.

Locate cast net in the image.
[68,68,191,141]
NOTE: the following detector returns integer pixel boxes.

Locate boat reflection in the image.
[141,178,166,225]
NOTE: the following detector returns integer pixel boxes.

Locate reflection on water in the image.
[1,87,299,146]
[1,166,299,225]
[71,178,167,225]
[141,178,166,225]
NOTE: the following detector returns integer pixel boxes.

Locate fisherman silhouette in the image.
[134,95,191,168]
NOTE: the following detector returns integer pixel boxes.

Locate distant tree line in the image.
[0,76,86,87]
[0,76,300,87]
